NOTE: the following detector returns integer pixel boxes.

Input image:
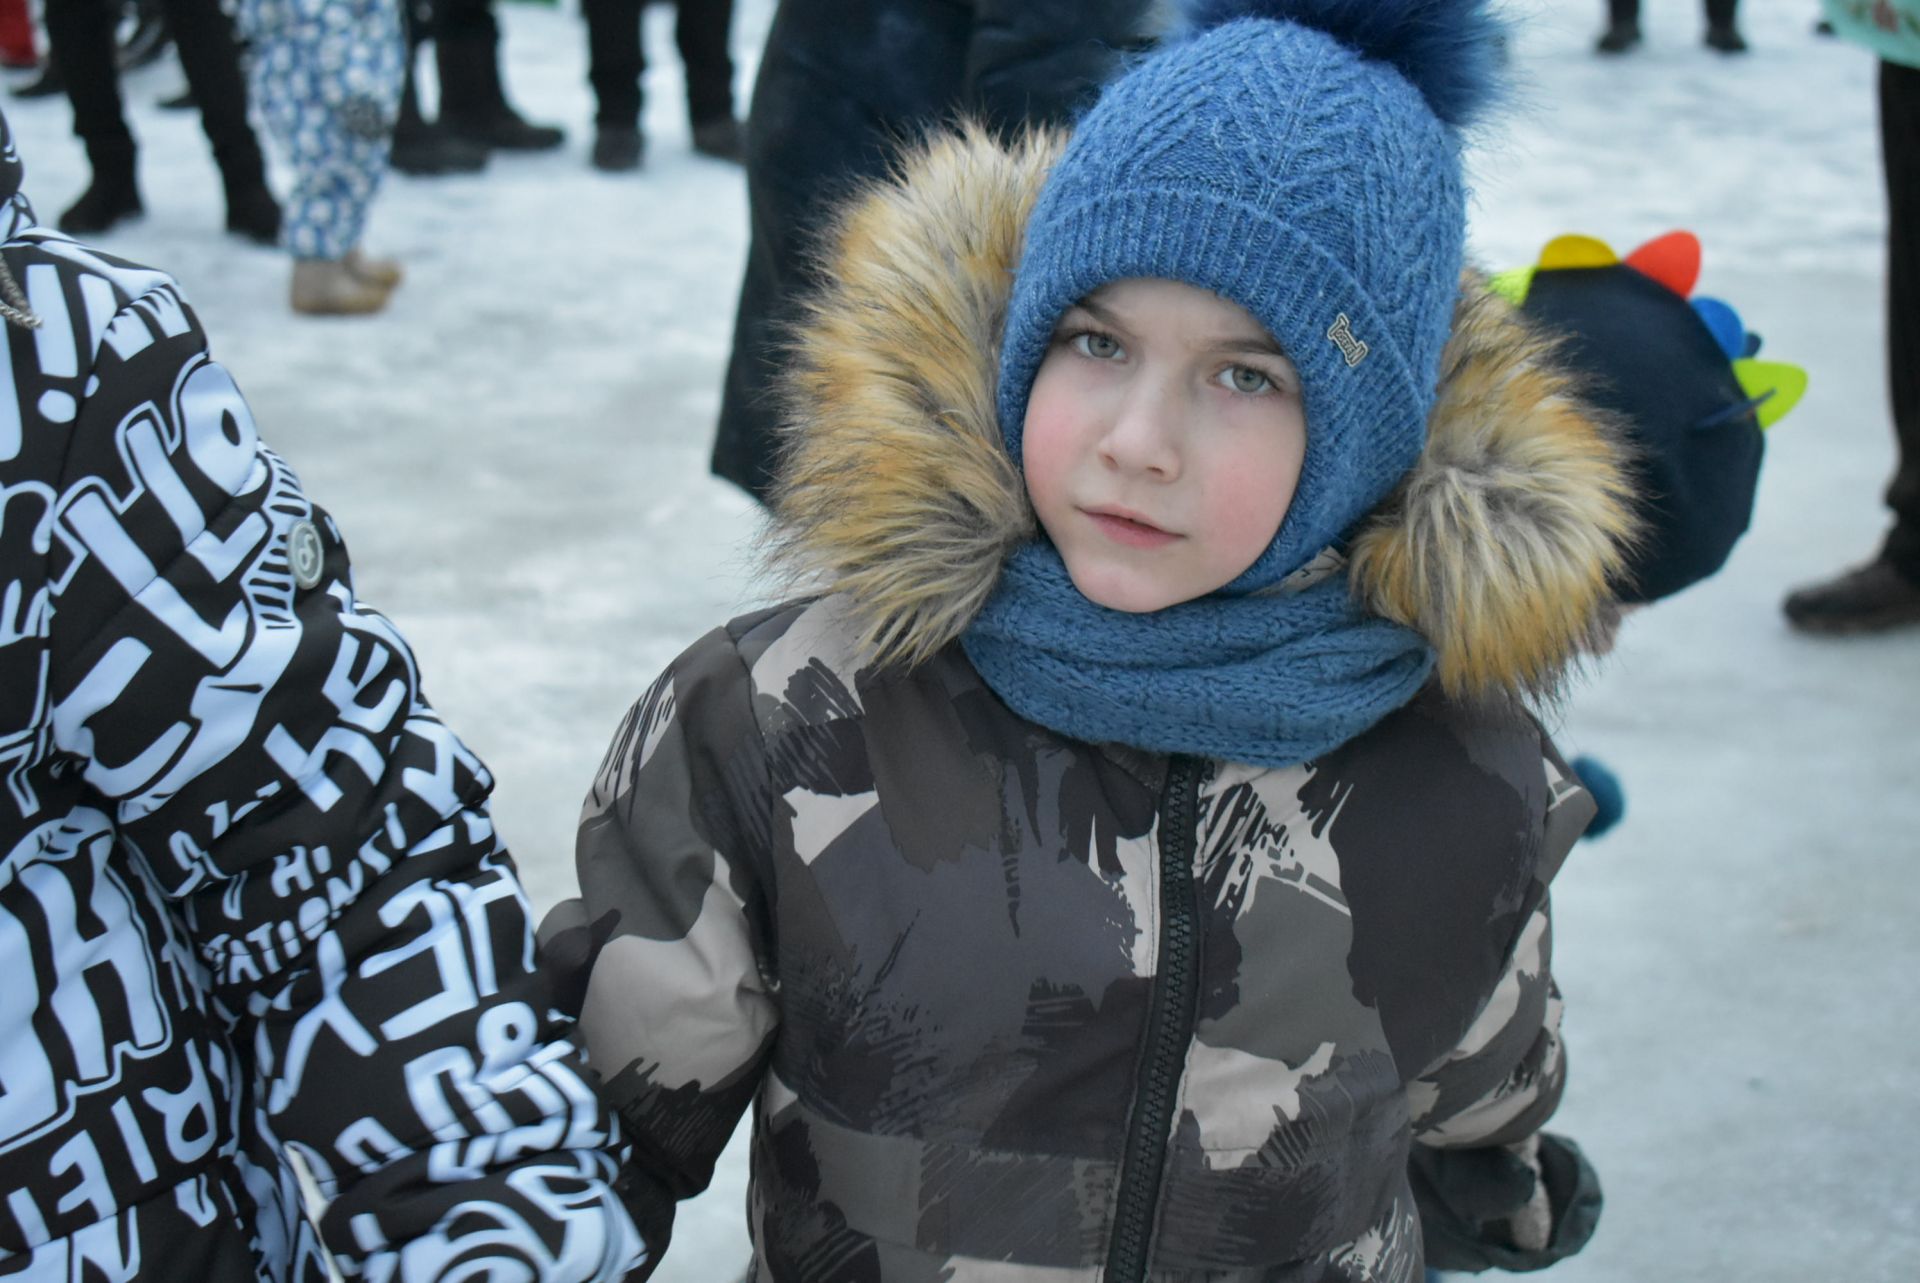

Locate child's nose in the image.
[1098,384,1182,480]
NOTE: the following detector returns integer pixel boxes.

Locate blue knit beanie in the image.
[998,0,1505,587]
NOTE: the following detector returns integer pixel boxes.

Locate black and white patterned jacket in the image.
[0,120,647,1281]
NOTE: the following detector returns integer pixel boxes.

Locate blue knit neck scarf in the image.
[960,540,1436,769]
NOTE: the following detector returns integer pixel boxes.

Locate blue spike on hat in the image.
[997,0,1505,587]
[1690,297,1746,361]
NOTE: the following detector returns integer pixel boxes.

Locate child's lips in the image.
[1083,506,1181,549]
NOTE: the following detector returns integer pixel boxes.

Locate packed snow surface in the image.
[6,1,1914,1278]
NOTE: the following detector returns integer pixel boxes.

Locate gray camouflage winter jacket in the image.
[546,128,1637,1282]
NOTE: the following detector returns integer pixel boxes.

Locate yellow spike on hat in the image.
[1537,234,1618,270]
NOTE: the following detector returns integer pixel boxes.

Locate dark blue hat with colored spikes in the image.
[1492,231,1805,603]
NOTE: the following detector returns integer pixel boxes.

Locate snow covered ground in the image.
[5,1,1915,1278]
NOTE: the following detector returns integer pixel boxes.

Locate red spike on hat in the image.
[1624,231,1701,297]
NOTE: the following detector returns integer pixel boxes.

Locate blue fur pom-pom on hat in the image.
[1179,0,1506,127]
[998,0,1507,588]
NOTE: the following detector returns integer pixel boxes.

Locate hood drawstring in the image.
[0,255,39,330]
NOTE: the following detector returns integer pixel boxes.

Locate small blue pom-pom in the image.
[1177,0,1505,127]
[1570,755,1626,839]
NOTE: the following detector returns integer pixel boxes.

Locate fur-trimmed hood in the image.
[768,124,1638,703]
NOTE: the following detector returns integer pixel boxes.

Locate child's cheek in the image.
[1201,445,1298,572]
[1020,388,1079,523]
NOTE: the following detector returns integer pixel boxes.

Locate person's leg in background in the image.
[583,0,646,170]
[241,0,406,315]
[1597,0,1640,54]
[1704,0,1746,53]
[678,0,742,161]
[1878,58,1920,586]
[1784,58,1920,632]
[42,0,141,231]
[393,0,489,175]
[160,0,282,241]
[434,0,563,151]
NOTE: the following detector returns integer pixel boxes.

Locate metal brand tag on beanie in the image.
[1327,313,1370,367]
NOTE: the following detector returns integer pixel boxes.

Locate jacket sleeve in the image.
[963,0,1154,131]
[1404,745,1601,1272]
[42,270,648,1280]
[539,625,780,1276]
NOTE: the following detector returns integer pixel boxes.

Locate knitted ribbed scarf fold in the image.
[960,541,1437,768]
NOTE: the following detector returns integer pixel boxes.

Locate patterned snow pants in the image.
[238,0,404,260]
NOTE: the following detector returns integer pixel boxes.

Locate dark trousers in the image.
[426,0,501,120]
[402,0,514,122]
[1607,0,1739,25]
[43,0,263,183]
[1882,59,1920,576]
[584,0,735,130]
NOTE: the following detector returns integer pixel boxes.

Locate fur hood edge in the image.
[767,125,1639,703]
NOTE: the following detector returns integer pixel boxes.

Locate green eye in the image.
[1077,332,1121,359]
[1226,365,1271,394]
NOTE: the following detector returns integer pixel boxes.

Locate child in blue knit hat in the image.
[545,2,1635,1277]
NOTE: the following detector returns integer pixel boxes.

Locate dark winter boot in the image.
[1782,559,1920,634]
[690,117,744,164]
[449,105,565,152]
[391,61,488,176]
[1705,0,1746,53]
[223,177,281,244]
[214,138,281,244]
[60,143,142,235]
[1704,22,1748,53]
[390,113,490,174]
[1595,20,1641,54]
[436,31,564,152]
[591,126,644,172]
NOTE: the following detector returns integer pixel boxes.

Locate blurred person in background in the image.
[392,0,563,175]
[1596,0,1745,54]
[0,0,37,71]
[583,0,743,170]
[711,0,1160,503]
[41,0,280,239]
[1785,0,1920,631]
[237,0,405,313]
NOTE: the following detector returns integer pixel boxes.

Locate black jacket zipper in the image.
[1105,754,1204,1283]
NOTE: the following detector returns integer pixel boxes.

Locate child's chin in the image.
[1066,564,1184,615]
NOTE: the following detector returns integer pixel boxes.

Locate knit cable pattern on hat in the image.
[999,19,1468,583]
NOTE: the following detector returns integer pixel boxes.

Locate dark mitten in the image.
[1411,1134,1602,1272]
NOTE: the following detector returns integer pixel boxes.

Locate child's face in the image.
[1022,278,1307,614]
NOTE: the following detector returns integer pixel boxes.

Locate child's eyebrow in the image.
[1209,335,1292,362]
[1064,298,1120,327]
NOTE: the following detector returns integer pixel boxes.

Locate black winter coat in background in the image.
[710,0,1158,502]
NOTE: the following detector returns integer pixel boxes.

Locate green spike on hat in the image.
[1733,360,1808,430]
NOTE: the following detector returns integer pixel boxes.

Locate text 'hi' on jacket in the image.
[548,127,1636,1281]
